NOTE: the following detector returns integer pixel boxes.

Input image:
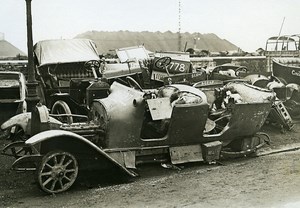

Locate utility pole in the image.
[25,0,40,111]
[178,0,182,51]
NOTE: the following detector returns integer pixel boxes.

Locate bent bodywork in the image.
[2,81,275,194]
[13,130,137,177]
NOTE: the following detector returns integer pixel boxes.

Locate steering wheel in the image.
[126,76,143,92]
[272,75,287,85]
[84,60,101,72]
[154,57,172,70]
[235,66,248,76]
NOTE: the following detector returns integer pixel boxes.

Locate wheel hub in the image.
[52,166,65,179]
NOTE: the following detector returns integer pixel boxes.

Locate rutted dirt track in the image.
[1,122,300,208]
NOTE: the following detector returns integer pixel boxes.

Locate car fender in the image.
[25,130,138,177]
[1,113,31,133]
[1,113,62,136]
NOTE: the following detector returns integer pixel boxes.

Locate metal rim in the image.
[37,151,79,194]
[51,100,73,124]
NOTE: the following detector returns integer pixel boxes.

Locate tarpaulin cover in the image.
[34,39,100,66]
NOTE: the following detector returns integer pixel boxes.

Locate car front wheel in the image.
[36,150,79,194]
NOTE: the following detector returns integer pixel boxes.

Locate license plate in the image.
[153,58,191,74]
[194,80,223,87]
[151,71,168,81]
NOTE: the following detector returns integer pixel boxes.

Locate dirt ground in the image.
[0,120,300,208]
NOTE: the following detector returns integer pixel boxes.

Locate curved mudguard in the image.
[1,113,31,133]
[1,112,62,136]
[25,130,138,177]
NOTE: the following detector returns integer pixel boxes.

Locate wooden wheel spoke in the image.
[59,155,66,165]
[53,156,58,165]
[65,169,76,173]
[63,175,71,182]
[41,171,52,176]
[42,177,54,187]
[50,179,58,191]
[64,160,73,168]
[45,163,53,169]
[59,178,64,189]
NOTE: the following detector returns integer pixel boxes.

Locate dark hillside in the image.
[0,40,26,59]
[75,30,238,54]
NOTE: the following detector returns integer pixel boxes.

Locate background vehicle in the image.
[0,71,26,126]
[34,39,147,122]
[271,57,300,118]
[208,63,248,80]
[149,52,206,86]
[264,34,300,72]
[272,57,300,85]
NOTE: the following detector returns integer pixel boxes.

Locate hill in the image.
[0,39,26,59]
[74,31,238,54]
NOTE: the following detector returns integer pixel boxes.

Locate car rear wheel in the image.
[51,100,73,124]
[36,150,79,194]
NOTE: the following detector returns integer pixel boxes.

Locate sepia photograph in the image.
[1,0,300,207]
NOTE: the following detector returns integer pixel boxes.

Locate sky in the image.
[1,0,300,54]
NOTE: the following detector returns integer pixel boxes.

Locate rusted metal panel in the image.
[108,151,136,169]
[170,145,203,164]
[94,82,145,148]
[273,58,300,85]
[1,113,31,134]
[31,104,51,135]
[201,141,222,162]
[123,151,136,169]
[147,97,172,120]
[167,103,209,144]
[208,102,272,140]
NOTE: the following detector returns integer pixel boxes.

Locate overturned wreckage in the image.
[1,80,275,194]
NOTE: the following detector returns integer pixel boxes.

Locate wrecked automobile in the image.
[34,39,147,122]
[0,71,26,126]
[1,78,275,194]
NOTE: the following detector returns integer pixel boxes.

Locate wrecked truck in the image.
[1,79,275,194]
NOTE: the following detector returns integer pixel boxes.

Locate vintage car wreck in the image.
[244,72,296,129]
[270,58,300,118]
[207,63,248,81]
[0,71,27,126]
[149,53,206,86]
[34,39,148,122]
[1,78,275,194]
